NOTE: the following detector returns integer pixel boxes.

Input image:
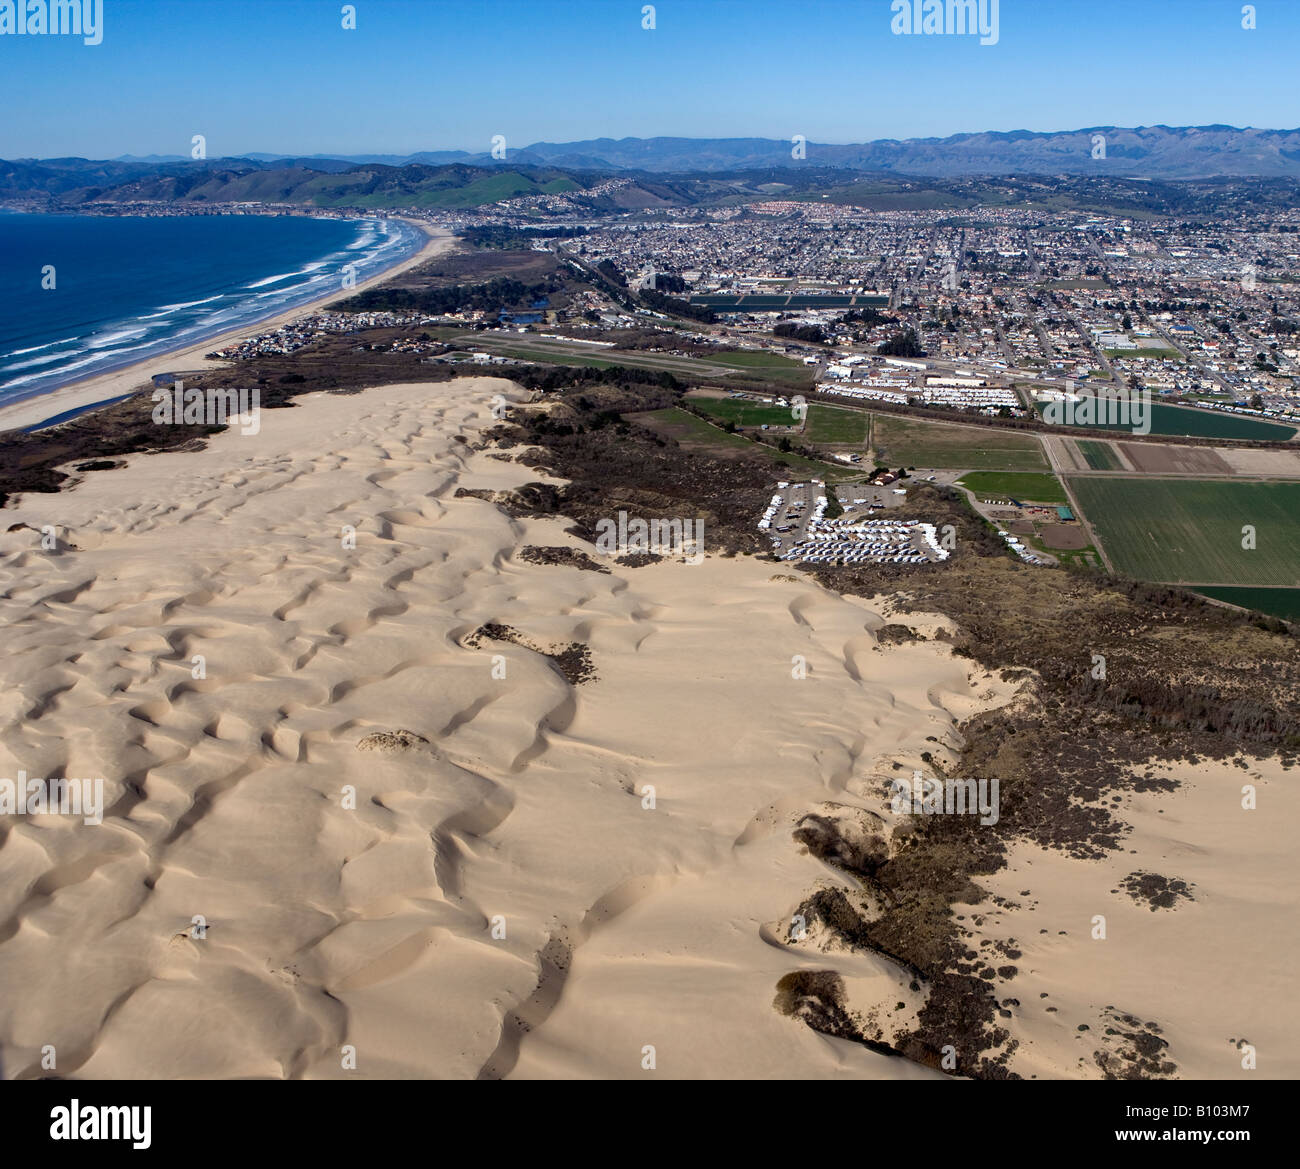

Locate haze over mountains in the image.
[97,125,1300,178]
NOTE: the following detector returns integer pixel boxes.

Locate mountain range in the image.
[5,126,1300,216]
[101,125,1300,178]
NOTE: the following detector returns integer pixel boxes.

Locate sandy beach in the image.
[0,219,452,435]
[0,375,1293,1080]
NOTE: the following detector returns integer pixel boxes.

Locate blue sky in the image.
[2,0,1298,158]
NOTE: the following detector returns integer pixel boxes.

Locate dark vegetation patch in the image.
[517,545,611,574]
[1118,871,1195,911]
[772,970,903,1059]
[0,394,228,507]
[485,379,777,559]
[464,622,596,686]
[793,810,890,877]
[334,244,566,304]
[1094,1009,1178,1079]
[877,623,924,645]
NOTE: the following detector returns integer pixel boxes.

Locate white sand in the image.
[0,220,453,434]
[0,376,1291,1079]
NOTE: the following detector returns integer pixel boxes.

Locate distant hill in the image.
[0,159,598,210]
[505,126,1300,177]
[116,125,1300,179]
[7,125,1300,214]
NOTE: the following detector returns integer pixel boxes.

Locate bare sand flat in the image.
[0,221,452,435]
[0,377,1291,1079]
[965,756,1300,1079]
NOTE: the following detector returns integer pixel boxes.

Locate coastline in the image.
[0,217,453,434]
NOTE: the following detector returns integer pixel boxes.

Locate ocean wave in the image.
[1,351,77,373]
[138,294,226,320]
[0,342,154,393]
[86,328,150,350]
[244,265,325,289]
[3,335,80,358]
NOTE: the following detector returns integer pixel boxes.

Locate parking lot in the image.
[757,480,948,566]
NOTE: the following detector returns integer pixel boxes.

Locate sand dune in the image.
[0,377,1288,1080]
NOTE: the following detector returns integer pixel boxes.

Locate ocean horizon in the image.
[0,211,425,411]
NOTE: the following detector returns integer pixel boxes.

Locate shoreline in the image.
[0,216,453,434]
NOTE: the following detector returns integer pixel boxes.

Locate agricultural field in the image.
[1069,478,1300,586]
[1117,443,1233,475]
[1192,586,1300,623]
[1075,439,1122,470]
[1035,400,1297,441]
[958,471,1069,504]
[871,413,1048,471]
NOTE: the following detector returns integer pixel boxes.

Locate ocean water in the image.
[0,212,424,410]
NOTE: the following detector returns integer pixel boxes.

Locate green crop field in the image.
[1076,439,1122,470]
[1069,478,1300,586]
[958,471,1069,504]
[1035,400,1297,441]
[1192,586,1300,622]
[806,406,869,443]
[872,413,1048,471]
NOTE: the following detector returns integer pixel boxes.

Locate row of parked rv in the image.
[770,517,948,566]
[996,528,1047,566]
[816,383,909,404]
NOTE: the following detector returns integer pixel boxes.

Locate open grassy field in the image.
[687,397,798,428]
[806,405,870,444]
[1069,478,1300,586]
[958,471,1069,505]
[872,413,1048,471]
[636,408,857,480]
[1104,348,1183,361]
[705,350,813,386]
[1075,439,1122,470]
